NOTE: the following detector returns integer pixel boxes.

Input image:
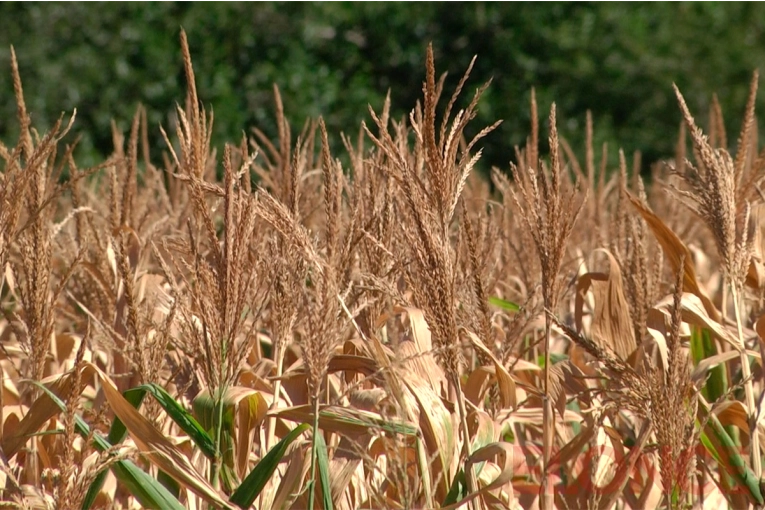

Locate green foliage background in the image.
[1,3,764,170]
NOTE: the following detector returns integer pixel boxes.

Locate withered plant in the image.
[673,72,762,479]
[364,44,501,501]
[4,29,765,510]
[509,94,586,509]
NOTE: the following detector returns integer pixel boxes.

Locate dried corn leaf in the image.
[747,203,765,289]
[395,306,446,393]
[232,388,269,477]
[646,325,670,372]
[497,407,583,426]
[692,349,761,385]
[627,191,721,322]
[275,354,379,381]
[329,457,362,509]
[268,442,310,510]
[463,366,496,409]
[505,356,542,372]
[594,422,652,510]
[715,400,750,436]
[2,363,98,458]
[651,292,739,350]
[755,312,765,346]
[402,374,455,498]
[575,249,636,360]
[464,329,517,410]
[441,442,516,510]
[548,424,596,474]
[270,404,419,437]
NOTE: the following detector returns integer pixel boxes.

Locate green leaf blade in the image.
[138,383,217,459]
[488,296,520,312]
[230,423,310,508]
[315,431,334,510]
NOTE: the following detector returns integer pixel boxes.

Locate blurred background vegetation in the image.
[1,2,764,172]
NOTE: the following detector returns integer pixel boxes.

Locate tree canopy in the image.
[2,3,764,170]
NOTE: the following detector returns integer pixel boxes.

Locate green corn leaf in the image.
[136,383,217,459]
[488,296,520,312]
[100,458,187,510]
[691,326,727,403]
[230,423,310,508]
[157,470,182,499]
[83,383,216,508]
[702,413,763,505]
[26,380,185,510]
[315,431,334,510]
[108,386,147,444]
[442,469,467,507]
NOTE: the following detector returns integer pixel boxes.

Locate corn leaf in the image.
[627,191,721,322]
[136,383,217,459]
[315,430,334,510]
[702,412,763,504]
[193,386,268,480]
[442,469,467,507]
[691,326,727,403]
[272,404,419,437]
[488,296,520,312]
[79,362,236,509]
[574,248,636,360]
[27,380,186,510]
[230,423,310,508]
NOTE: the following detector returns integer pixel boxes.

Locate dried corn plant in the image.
[672,72,763,482]
[363,44,502,503]
[4,30,765,510]
[509,93,586,509]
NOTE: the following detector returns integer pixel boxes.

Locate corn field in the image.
[2,31,765,510]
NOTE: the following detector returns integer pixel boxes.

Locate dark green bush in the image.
[2,3,764,170]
